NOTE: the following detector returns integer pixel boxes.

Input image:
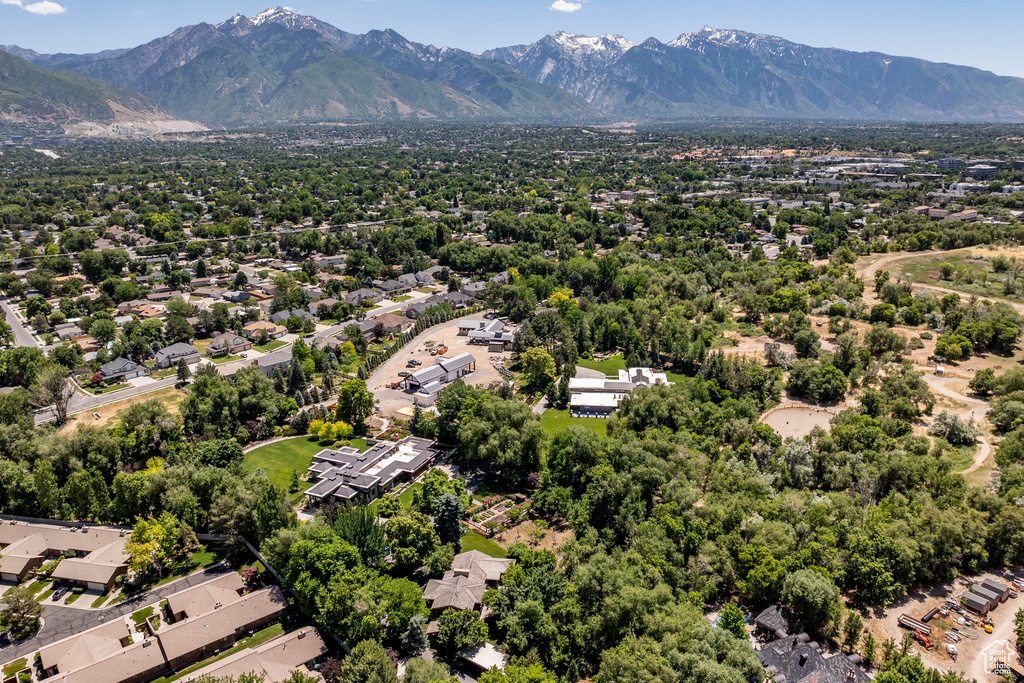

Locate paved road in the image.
[0,297,41,349]
[0,563,232,660]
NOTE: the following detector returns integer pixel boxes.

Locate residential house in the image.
[375,312,409,335]
[344,288,383,306]
[0,518,128,590]
[206,332,251,357]
[257,349,292,377]
[153,343,200,369]
[461,281,487,299]
[99,358,147,382]
[185,629,328,683]
[423,550,515,620]
[304,437,439,507]
[243,321,286,341]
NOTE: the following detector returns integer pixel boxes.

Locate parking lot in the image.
[369,318,509,418]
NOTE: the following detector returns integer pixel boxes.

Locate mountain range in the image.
[5,8,1024,129]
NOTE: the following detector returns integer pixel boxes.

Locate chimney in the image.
[847,668,856,682]
[792,636,799,650]
[799,653,808,666]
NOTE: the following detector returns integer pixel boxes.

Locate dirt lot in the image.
[58,386,184,432]
[369,317,510,418]
[865,570,1024,681]
[493,520,575,552]
[761,403,840,439]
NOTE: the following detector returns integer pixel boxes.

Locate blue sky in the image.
[3,0,1024,78]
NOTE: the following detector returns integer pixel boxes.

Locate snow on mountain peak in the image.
[252,7,296,26]
[551,31,635,54]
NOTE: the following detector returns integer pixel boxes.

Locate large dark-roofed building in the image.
[304,436,440,506]
[759,638,870,683]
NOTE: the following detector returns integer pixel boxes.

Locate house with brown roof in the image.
[423,550,514,621]
[206,332,252,357]
[164,572,245,622]
[375,312,410,335]
[243,320,287,341]
[0,519,128,590]
[186,628,328,683]
[43,584,288,683]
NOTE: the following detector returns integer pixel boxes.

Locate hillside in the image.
[23,8,598,126]
[0,49,163,126]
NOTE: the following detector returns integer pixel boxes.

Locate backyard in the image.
[577,355,626,377]
[540,409,608,438]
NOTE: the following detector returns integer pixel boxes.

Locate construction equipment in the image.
[898,614,933,635]
[911,630,935,650]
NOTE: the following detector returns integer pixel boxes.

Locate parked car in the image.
[398,371,410,377]
[53,585,70,601]
[409,359,422,366]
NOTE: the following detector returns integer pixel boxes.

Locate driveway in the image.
[0,563,233,661]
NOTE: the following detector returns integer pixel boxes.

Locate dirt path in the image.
[924,374,993,477]
[857,249,964,281]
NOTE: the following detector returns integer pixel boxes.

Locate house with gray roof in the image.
[404,353,477,406]
[99,357,147,382]
[153,343,200,369]
[304,436,439,507]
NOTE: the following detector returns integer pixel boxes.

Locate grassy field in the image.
[577,355,626,376]
[540,409,608,438]
[253,340,287,353]
[149,368,177,379]
[209,354,243,365]
[462,530,508,558]
[898,253,1021,302]
[243,436,369,503]
[151,624,285,683]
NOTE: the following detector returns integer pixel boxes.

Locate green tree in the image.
[0,584,42,639]
[969,367,996,396]
[384,512,440,571]
[433,492,464,551]
[336,639,398,683]
[31,364,74,425]
[479,664,558,683]
[176,358,191,383]
[435,608,488,658]
[781,569,840,634]
[337,379,376,432]
[519,347,557,389]
[843,611,864,653]
[718,602,747,640]
[403,657,456,683]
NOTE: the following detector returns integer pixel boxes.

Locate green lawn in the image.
[91,593,110,609]
[26,578,50,595]
[577,355,626,377]
[243,436,368,504]
[209,354,243,365]
[399,483,422,510]
[37,588,54,602]
[65,587,84,604]
[253,340,287,353]
[2,657,26,678]
[149,368,177,379]
[83,382,130,396]
[150,624,285,683]
[392,294,412,302]
[416,287,434,293]
[540,409,608,438]
[131,606,154,625]
[462,530,508,558]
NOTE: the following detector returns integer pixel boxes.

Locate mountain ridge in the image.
[9,9,1024,124]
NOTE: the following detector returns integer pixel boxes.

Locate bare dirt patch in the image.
[493,520,575,553]
[761,404,838,439]
[59,386,184,432]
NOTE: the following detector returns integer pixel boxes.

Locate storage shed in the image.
[962,591,992,615]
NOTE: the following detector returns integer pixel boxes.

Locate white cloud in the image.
[549,0,582,12]
[24,1,65,14]
[1,0,66,14]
